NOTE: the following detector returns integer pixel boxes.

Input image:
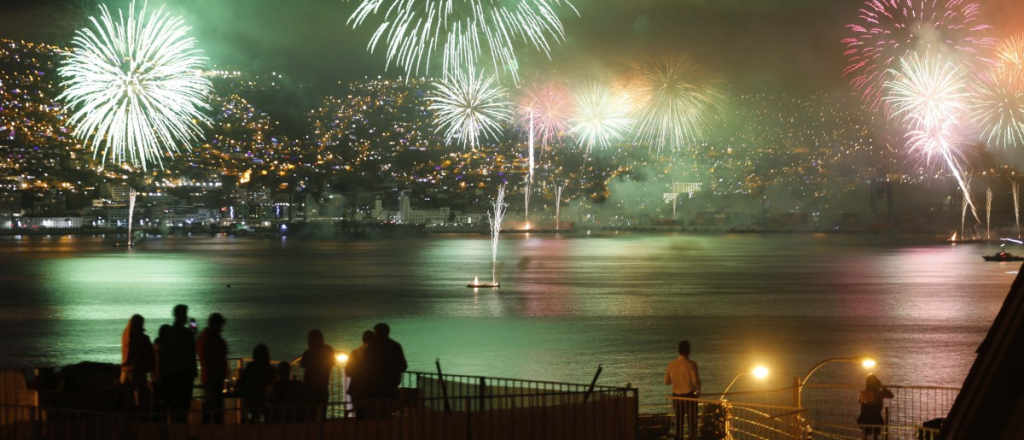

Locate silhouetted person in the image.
[270,362,305,422]
[857,374,894,440]
[665,340,701,440]
[237,343,276,423]
[300,329,335,420]
[371,323,407,404]
[151,324,171,415]
[197,313,228,424]
[160,305,197,423]
[346,330,375,418]
[120,314,155,413]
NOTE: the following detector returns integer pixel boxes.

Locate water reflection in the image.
[0,234,1013,405]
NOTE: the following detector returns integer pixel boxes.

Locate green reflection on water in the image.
[40,253,215,321]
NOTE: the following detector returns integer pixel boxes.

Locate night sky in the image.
[1,0,1022,93]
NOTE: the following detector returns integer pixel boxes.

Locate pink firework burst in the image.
[842,0,994,111]
[517,81,573,145]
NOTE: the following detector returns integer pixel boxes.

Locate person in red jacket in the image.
[197,313,227,424]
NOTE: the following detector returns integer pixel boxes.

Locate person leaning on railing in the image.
[857,373,894,440]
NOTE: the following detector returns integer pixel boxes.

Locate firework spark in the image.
[426,68,512,149]
[569,81,632,151]
[58,0,212,171]
[630,56,725,153]
[971,79,1024,149]
[843,0,994,111]
[348,0,578,81]
[886,52,980,224]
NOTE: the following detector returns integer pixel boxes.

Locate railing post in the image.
[583,364,602,404]
[436,359,451,414]
[478,376,486,412]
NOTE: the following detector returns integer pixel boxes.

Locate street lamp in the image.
[720,365,770,400]
[797,356,876,408]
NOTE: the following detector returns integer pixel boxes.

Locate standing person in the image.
[120,314,155,413]
[160,305,197,423]
[665,340,701,440]
[151,324,172,415]
[270,362,305,422]
[345,330,376,418]
[197,313,228,424]
[372,323,407,399]
[857,374,894,440]
[300,329,335,420]
[237,344,276,423]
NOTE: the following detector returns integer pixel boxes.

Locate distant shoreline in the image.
[0,226,964,242]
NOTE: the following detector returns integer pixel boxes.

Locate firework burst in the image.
[348,0,578,81]
[630,56,725,153]
[842,0,994,111]
[426,68,512,149]
[569,81,631,151]
[517,81,572,145]
[886,52,980,223]
[971,79,1024,149]
[58,0,212,171]
[994,34,1024,92]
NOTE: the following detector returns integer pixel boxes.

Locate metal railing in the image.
[655,384,956,440]
[800,384,955,440]
[0,367,638,440]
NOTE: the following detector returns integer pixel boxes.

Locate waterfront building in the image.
[19,215,82,229]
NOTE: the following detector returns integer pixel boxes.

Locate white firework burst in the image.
[348,0,578,81]
[569,81,632,151]
[58,0,212,171]
[427,68,512,149]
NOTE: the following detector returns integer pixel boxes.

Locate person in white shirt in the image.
[665,340,701,439]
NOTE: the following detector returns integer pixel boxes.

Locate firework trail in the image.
[569,81,632,151]
[348,0,578,81]
[58,0,212,171]
[1013,180,1020,238]
[525,115,532,224]
[962,186,968,239]
[987,187,992,240]
[886,52,981,224]
[487,184,507,284]
[555,183,564,230]
[994,34,1024,92]
[427,67,511,149]
[842,0,994,111]
[127,188,137,246]
[971,78,1024,149]
[630,56,726,153]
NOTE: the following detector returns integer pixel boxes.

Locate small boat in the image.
[466,276,499,288]
[983,252,1024,262]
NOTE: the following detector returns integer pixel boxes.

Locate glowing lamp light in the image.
[335,352,349,365]
[861,358,877,369]
[720,364,770,399]
[752,366,769,379]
